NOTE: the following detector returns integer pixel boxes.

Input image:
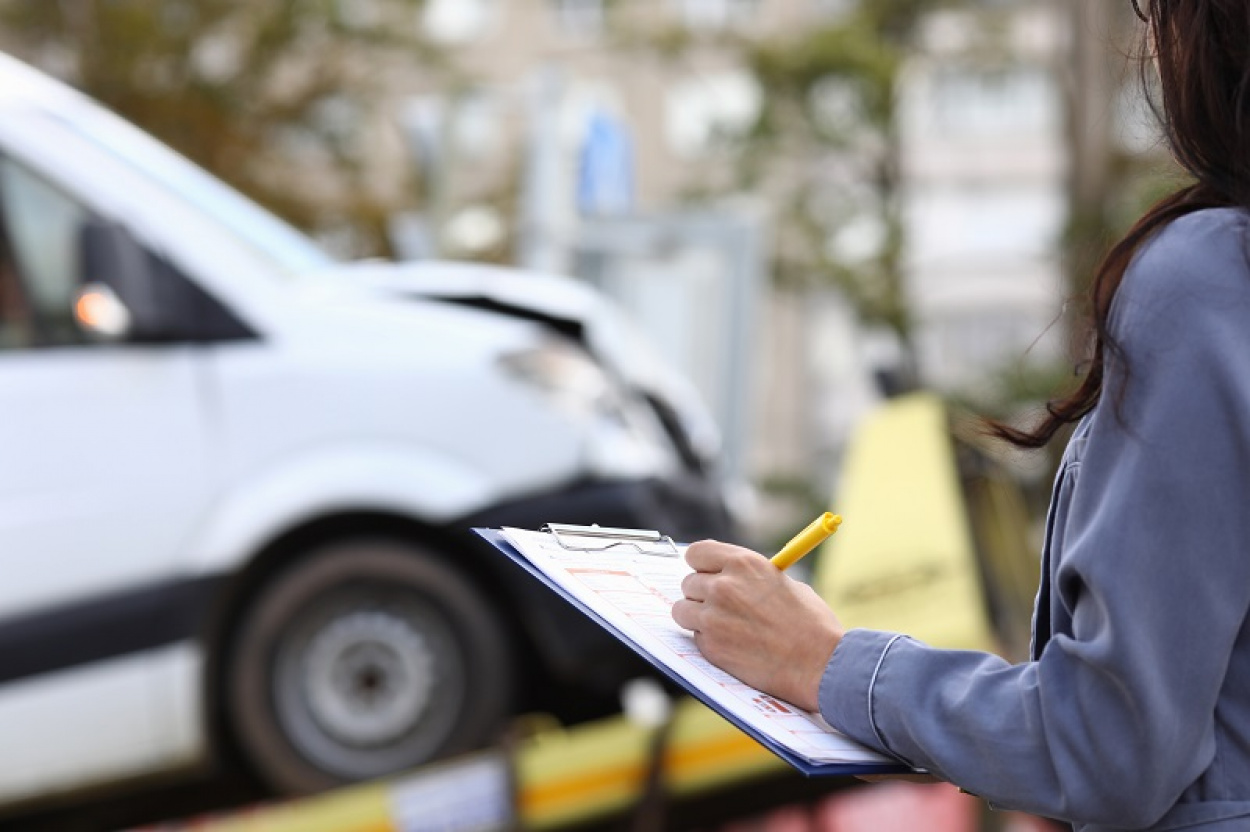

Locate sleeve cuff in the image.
[819,628,909,756]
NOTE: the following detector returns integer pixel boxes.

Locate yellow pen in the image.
[770,512,842,570]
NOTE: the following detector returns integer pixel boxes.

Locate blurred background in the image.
[0,0,1180,830]
[0,0,1177,538]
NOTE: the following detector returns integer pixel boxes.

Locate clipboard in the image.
[474,525,909,777]
[541,523,681,557]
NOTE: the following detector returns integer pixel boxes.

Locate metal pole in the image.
[517,64,567,273]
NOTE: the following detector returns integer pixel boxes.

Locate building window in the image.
[422,0,497,45]
[812,0,858,22]
[673,0,758,32]
[551,0,606,38]
[923,66,1060,139]
[927,309,1054,381]
[664,70,762,157]
[907,184,1065,263]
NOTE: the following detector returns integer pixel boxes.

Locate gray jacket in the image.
[820,208,1250,831]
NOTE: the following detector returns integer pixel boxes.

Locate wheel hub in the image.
[302,610,436,746]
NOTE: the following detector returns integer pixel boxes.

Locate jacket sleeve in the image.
[819,212,1250,828]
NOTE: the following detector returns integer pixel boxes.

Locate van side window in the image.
[0,158,89,346]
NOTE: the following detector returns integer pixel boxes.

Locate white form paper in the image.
[500,527,895,768]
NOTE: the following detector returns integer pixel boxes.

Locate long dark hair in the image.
[993,0,1250,448]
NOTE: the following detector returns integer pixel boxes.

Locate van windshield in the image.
[50,105,337,276]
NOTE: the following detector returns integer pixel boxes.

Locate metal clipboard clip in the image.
[541,523,681,557]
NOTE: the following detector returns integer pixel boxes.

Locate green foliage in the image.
[860,0,957,42]
[0,0,449,257]
[752,18,897,124]
[612,4,937,337]
[735,10,916,340]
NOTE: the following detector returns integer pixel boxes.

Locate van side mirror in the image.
[76,220,169,341]
[73,283,131,340]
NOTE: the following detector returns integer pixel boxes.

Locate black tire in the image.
[226,538,513,794]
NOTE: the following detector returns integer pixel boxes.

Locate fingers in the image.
[672,597,701,632]
[685,539,766,573]
[680,570,713,602]
[684,540,728,573]
[672,552,725,634]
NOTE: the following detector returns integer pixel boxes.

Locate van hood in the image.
[318,259,724,469]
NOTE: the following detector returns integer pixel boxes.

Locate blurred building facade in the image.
[899,7,1069,397]
[401,0,1074,525]
[401,0,877,531]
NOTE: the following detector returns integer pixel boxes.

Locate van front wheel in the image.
[226,538,513,794]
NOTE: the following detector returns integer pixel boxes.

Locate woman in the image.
[672,2,1250,829]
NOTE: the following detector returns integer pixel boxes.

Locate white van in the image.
[0,52,736,809]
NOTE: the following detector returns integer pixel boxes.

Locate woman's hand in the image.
[671,539,845,713]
